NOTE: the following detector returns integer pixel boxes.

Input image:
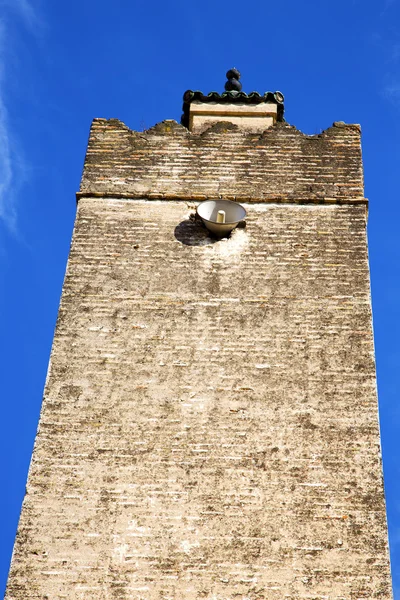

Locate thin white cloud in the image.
[380,0,395,17]
[0,97,16,231]
[0,19,17,232]
[371,6,400,111]
[390,43,400,62]
[0,0,42,232]
[13,0,40,30]
[384,81,400,106]
[381,42,400,106]
[1,0,43,33]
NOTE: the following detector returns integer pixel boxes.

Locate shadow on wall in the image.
[174,214,247,247]
[174,218,219,246]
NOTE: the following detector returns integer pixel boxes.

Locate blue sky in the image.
[0,0,400,596]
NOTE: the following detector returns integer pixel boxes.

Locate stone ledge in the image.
[76,190,368,206]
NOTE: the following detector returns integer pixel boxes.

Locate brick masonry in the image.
[5,116,393,599]
[78,118,364,204]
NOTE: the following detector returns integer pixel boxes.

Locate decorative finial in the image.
[225,68,242,92]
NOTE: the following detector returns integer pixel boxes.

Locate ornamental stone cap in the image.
[181,68,284,133]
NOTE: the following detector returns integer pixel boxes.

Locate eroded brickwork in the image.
[5,117,392,599]
[79,119,364,203]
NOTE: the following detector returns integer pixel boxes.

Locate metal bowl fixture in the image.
[196,199,247,238]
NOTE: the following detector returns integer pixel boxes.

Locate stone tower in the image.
[6,70,393,599]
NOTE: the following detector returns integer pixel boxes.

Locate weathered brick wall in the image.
[6,197,392,599]
[79,119,364,203]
